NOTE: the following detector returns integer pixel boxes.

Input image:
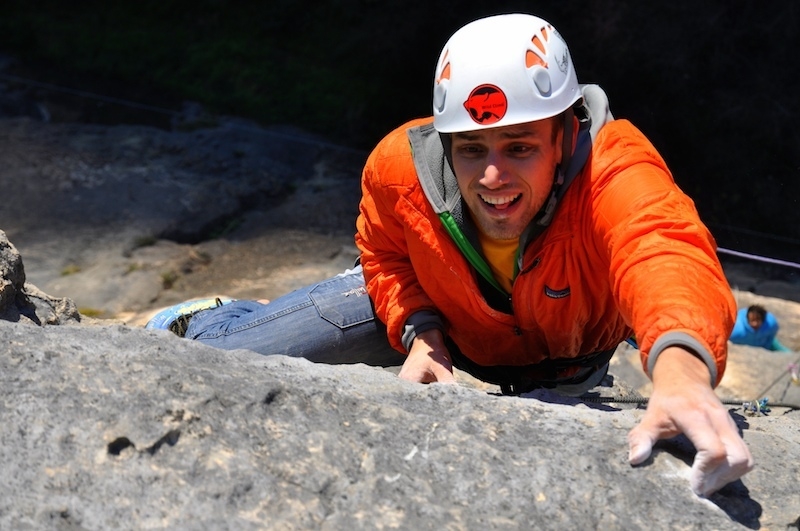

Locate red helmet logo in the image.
[464,84,507,126]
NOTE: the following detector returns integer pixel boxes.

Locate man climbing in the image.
[730,304,792,352]
[148,13,753,496]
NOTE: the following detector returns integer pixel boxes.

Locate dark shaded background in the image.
[1,1,798,266]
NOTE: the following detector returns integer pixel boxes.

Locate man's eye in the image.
[458,145,483,155]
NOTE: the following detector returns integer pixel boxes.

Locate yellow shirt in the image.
[475,226,517,293]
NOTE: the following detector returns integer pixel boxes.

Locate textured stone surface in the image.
[0,320,798,530]
[0,231,82,325]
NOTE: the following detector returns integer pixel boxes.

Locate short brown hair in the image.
[747,305,767,321]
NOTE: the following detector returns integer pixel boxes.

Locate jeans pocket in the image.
[309,274,375,328]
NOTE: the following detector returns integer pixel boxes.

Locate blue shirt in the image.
[729,308,787,351]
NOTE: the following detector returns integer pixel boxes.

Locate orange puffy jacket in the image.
[356,109,734,386]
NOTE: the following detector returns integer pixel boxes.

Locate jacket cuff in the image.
[401,310,444,352]
[646,331,718,387]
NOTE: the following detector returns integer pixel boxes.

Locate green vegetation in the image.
[125,263,142,275]
[160,270,179,290]
[78,307,104,318]
[60,264,81,276]
[131,235,158,249]
[205,216,244,240]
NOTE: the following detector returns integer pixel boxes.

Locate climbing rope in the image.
[750,354,800,403]
[582,356,800,416]
[717,247,800,271]
[580,394,800,415]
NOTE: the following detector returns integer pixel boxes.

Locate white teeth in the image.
[480,194,520,205]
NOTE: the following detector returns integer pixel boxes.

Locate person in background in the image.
[148,13,754,496]
[730,304,792,352]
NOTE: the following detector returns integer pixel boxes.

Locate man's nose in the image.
[479,155,509,189]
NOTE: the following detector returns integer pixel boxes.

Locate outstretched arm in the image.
[627,346,754,496]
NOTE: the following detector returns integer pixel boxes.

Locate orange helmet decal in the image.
[463,84,508,126]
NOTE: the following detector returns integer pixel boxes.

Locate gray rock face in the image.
[0,229,24,309]
[1,311,799,529]
[0,230,81,325]
[1,103,799,529]
[5,235,798,529]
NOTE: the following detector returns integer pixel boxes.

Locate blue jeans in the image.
[185,266,405,367]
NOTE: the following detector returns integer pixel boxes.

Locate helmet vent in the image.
[532,34,547,56]
[434,50,451,113]
[437,62,451,83]
[526,49,547,69]
[532,68,551,96]
[526,25,553,69]
[433,81,448,112]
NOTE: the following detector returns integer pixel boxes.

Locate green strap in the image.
[438,212,507,295]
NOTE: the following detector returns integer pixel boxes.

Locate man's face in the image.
[747,311,764,330]
[450,118,562,241]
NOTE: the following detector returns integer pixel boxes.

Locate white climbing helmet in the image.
[432,13,581,133]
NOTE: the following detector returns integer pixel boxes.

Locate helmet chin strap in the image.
[536,107,575,227]
[560,107,576,179]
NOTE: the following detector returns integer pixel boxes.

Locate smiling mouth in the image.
[480,193,521,210]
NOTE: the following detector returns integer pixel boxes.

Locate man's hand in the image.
[627,346,754,496]
[398,329,456,384]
